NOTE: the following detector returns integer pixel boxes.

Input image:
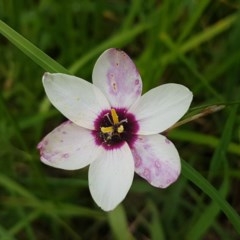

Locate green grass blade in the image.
[0,226,16,240]
[178,0,211,42]
[209,105,238,177]
[159,14,237,65]
[186,167,229,239]
[0,20,68,73]
[182,161,240,235]
[108,205,134,240]
[160,32,222,100]
[148,201,166,240]
[169,129,240,156]
[69,22,150,74]
[9,210,40,236]
[0,174,38,202]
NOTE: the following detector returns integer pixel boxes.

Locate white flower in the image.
[38,48,193,211]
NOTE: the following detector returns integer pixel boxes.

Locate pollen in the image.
[111,108,119,125]
[117,125,124,133]
[101,126,113,133]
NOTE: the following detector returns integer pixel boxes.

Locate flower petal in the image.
[43,73,110,129]
[131,134,181,188]
[38,121,102,170]
[88,143,134,211]
[92,48,142,109]
[129,83,193,134]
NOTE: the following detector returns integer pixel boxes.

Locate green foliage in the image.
[1,0,240,239]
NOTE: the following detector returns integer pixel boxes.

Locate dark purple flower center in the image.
[93,108,139,150]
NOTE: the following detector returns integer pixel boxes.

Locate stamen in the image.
[101,126,113,133]
[119,119,128,124]
[104,113,113,125]
[117,125,124,133]
[111,108,119,125]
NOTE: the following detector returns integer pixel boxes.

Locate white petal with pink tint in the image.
[88,143,134,211]
[131,134,181,188]
[43,73,110,130]
[92,48,142,109]
[38,121,102,170]
[130,83,193,134]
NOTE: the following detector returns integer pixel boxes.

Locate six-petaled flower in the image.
[38,48,193,211]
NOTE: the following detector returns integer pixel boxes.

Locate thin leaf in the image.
[0,20,68,73]
[182,161,240,235]
[108,205,134,240]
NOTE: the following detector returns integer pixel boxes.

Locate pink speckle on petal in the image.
[37,141,43,149]
[166,178,172,185]
[138,136,144,141]
[154,160,161,169]
[134,155,142,168]
[154,160,161,176]
[143,168,151,182]
[136,88,141,95]
[107,72,118,94]
[37,143,44,158]
[42,150,60,162]
[63,120,72,125]
[62,153,70,159]
[165,138,171,144]
[135,79,140,85]
[112,81,118,92]
[143,144,151,150]
[131,149,142,168]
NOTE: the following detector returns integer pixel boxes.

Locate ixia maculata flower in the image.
[38,48,193,211]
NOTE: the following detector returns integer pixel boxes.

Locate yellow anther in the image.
[101,126,113,133]
[111,108,119,125]
[117,125,124,133]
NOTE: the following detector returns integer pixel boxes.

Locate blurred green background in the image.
[1,0,240,239]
